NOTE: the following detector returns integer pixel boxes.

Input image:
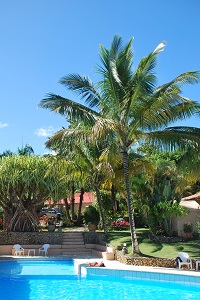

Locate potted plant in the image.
[83,205,100,231]
[183,222,193,238]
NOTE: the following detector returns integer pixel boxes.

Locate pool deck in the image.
[73,255,200,277]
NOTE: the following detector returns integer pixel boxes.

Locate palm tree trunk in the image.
[77,187,84,225]
[122,149,140,254]
[64,197,72,223]
[94,184,108,235]
[111,184,118,211]
[71,183,75,221]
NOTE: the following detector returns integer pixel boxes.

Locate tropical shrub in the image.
[83,205,100,226]
[148,201,188,236]
[111,219,130,230]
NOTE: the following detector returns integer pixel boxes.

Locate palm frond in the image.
[132,85,200,131]
[146,127,200,152]
[177,146,200,180]
[39,93,99,125]
[97,36,134,119]
[45,128,91,150]
[154,71,200,96]
[59,74,101,108]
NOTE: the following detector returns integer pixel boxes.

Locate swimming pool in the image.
[0,259,200,300]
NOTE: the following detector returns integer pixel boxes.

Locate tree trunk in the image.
[111,184,118,211]
[64,197,72,222]
[8,201,39,232]
[71,183,75,221]
[122,149,140,254]
[3,209,12,231]
[94,184,108,235]
[77,187,84,226]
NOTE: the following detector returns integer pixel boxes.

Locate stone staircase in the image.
[61,232,91,255]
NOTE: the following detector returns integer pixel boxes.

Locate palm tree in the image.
[39,35,200,253]
[17,144,34,156]
[50,138,112,234]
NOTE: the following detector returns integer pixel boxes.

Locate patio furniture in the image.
[28,249,36,256]
[196,260,200,271]
[13,244,25,256]
[176,252,192,269]
[38,244,50,256]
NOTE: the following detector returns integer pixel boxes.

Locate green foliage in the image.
[83,205,100,226]
[148,201,188,235]
[0,155,70,231]
[196,221,200,234]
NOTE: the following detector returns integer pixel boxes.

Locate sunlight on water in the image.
[0,260,200,300]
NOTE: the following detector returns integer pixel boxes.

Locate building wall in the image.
[177,200,200,237]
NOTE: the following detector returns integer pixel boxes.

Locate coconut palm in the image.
[39,35,200,253]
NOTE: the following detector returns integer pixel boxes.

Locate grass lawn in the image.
[107,228,200,259]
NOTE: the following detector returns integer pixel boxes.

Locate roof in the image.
[57,192,94,205]
[180,200,200,210]
[181,193,200,205]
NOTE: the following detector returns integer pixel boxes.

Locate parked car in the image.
[39,208,58,218]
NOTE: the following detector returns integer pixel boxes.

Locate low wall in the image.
[115,250,192,268]
[83,232,106,245]
[0,232,62,245]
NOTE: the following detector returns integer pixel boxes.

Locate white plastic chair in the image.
[38,244,50,256]
[177,252,192,269]
[13,244,25,256]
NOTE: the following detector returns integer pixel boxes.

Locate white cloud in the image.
[34,126,56,137]
[0,122,8,128]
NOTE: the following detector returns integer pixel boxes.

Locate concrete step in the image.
[62,237,83,241]
[62,241,84,246]
[61,231,88,255]
[62,233,83,236]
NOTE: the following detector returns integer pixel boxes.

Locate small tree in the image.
[0,155,69,232]
[83,205,100,226]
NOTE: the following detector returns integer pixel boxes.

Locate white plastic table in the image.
[28,249,35,256]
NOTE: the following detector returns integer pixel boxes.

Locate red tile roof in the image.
[182,193,200,202]
[57,192,95,205]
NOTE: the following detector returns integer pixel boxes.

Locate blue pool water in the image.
[0,260,200,300]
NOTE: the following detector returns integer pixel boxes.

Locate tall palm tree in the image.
[39,35,200,253]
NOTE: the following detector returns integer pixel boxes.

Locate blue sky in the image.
[0,0,199,155]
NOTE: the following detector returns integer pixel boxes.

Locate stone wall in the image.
[115,250,198,268]
[83,232,106,245]
[0,231,105,246]
[0,232,62,245]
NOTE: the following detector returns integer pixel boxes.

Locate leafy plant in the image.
[83,205,100,226]
[111,220,130,230]
[196,221,200,234]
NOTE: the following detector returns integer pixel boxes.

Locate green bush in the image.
[83,205,100,226]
